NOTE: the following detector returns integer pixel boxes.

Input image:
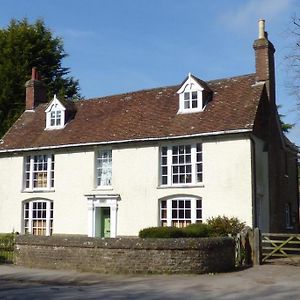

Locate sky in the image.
[0,0,299,146]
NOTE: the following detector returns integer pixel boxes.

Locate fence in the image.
[262,233,300,263]
[0,233,15,264]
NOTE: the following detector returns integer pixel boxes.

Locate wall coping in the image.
[16,235,234,250]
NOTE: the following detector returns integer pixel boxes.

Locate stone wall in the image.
[15,235,235,274]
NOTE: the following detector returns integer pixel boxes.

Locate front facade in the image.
[0,21,298,237]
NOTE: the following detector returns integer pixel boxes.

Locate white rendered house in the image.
[0,21,298,237]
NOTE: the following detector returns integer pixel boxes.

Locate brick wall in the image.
[15,235,235,274]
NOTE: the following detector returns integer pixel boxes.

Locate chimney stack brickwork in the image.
[25,68,47,110]
[253,22,276,107]
[253,21,299,233]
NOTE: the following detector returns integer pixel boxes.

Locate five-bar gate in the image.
[261,233,300,263]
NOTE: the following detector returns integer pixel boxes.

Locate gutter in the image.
[0,128,252,154]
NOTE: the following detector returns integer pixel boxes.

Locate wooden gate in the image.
[261,233,300,263]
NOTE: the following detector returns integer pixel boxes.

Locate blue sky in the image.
[1,0,299,145]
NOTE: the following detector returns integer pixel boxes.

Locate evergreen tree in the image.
[0,18,80,137]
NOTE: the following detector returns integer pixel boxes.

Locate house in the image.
[0,20,298,237]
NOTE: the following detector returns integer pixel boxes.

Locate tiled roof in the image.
[0,74,264,151]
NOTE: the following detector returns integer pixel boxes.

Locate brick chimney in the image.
[253,19,276,106]
[25,67,47,110]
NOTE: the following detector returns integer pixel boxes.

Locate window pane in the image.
[192,91,197,99]
[96,150,112,186]
[179,210,184,218]
[184,101,190,109]
[161,147,167,155]
[162,176,168,185]
[185,210,191,218]
[184,92,189,100]
[162,166,168,175]
[196,199,202,208]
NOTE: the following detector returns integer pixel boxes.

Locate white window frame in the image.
[45,95,66,130]
[160,197,202,227]
[95,149,112,188]
[23,199,53,236]
[24,154,55,191]
[177,73,204,113]
[160,143,203,186]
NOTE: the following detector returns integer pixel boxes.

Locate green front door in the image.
[101,208,111,238]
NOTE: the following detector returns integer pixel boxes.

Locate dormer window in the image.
[45,95,66,130]
[177,73,212,114]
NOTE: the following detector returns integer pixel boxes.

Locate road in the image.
[0,263,299,299]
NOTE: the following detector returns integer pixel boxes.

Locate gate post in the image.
[253,227,262,265]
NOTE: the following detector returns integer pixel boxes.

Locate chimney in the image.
[253,19,276,106]
[25,67,47,110]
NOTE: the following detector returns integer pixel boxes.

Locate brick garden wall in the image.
[15,235,235,274]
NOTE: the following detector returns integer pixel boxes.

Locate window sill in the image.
[93,186,114,191]
[157,184,204,189]
[22,189,55,193]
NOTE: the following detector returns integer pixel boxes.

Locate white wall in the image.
[0,136,254,236]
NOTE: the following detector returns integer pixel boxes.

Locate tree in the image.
[0,18,80,137]
[285,16,300,109]
[278,105,294,133]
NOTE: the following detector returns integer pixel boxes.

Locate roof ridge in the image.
[83,73,256,102]
[84,85,179,102]
[207,73,255,84]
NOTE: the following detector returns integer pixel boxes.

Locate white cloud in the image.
[219,0,294,31]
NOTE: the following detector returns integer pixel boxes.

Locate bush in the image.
[139,226,185,238]
[181,223,211,238]
[0,233,15,247]
[207,216,246,237]
[0,232,15,264]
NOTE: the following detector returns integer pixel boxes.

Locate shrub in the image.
[181,223,211,238]
[0,232,15,264]
[0,233,15,247]
[207,216,246,237]
[139,226,185,238]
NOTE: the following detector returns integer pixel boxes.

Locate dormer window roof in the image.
[45,95,66,130]
[177,73,212,114]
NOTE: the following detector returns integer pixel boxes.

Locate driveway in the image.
[0,264,299,299]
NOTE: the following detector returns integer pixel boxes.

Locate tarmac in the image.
[0,263,299,299]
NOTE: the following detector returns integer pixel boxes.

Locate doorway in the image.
[101,207,111,238]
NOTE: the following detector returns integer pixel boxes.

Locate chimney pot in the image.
[258,19,265,39]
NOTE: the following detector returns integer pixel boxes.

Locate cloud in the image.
[219,0,294,31]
